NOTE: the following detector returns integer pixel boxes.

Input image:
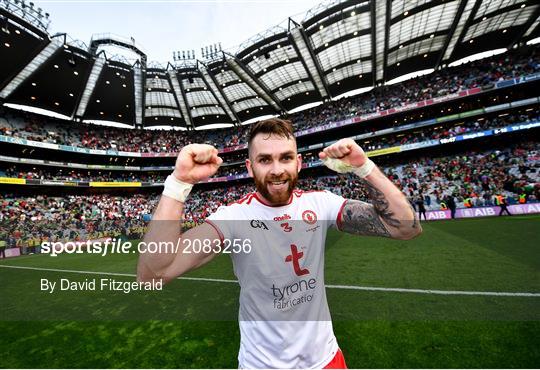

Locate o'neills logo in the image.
[274,213,291,221]
[272,278,316,310]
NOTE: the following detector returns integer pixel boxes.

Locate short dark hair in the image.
[247,118,295,149]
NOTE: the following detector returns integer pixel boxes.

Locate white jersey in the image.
[207,189,347,369]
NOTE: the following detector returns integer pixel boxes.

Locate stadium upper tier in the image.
[1,45,539,154]
[1,0,539,128]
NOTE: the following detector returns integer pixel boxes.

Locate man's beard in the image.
[253,169,298,206]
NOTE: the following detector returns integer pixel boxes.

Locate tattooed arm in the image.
[339,166,420,239]
[320,139,421,240]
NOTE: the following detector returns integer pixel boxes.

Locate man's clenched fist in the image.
[172,144,223,184]
[319,138,367,167]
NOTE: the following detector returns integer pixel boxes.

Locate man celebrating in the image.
[138,118,421,369]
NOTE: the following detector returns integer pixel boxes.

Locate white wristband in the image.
[162,174,193,203]
[352,159,376,178]
[322,157,376,179]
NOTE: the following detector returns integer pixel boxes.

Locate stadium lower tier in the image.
[1,108,539,182]
[1,140,538,252]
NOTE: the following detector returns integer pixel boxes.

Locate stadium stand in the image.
[2,106,538,181]
[1,0,540,368]
[2,140,538,252]
[0,6,539,256]
[0,45,538,153]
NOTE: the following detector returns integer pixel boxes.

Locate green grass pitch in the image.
[0,216,539,368]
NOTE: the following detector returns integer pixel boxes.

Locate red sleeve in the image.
[335,199,347,231]
[205,220,224,245]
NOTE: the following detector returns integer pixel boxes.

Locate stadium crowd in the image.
[0,46,538,153]
[360,108,539,151]
[0,193,152,254]
[2,109,537,181]
[1,142,538,253]
[0,166,166,183]
[291,47,539,132]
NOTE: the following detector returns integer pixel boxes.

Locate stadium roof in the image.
[0,0,539,129]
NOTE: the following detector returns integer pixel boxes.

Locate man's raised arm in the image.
[319,138,421,240]
[137,144,223,284]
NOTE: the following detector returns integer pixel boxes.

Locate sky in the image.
[32,0,325,64]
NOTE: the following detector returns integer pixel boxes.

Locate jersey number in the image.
[280,222,292,232]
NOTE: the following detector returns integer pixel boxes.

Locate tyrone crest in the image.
[302,210,317,225]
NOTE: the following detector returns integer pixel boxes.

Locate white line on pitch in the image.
[1,264,539,297]
[0,264,240,284]
[325,284,540,297]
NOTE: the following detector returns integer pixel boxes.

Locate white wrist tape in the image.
[322,157,376,179]
[352,159,376,178]
[162,174,193,203]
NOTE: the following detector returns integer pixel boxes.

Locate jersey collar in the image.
[252,192,294,207]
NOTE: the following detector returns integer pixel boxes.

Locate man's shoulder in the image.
[227,192,258,207]
[210,192,259,213]
[205,193,259,222]
[293,189,339,201]
[293,189,329,196]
